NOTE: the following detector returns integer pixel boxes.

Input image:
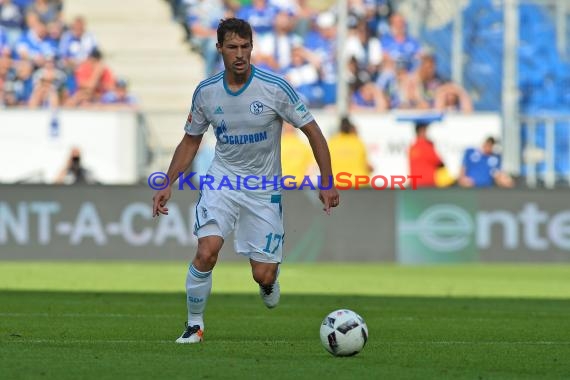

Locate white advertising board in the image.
[0,110,141,184]
[311,111,502,180]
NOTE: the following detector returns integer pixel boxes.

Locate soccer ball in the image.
[320,309,368,357]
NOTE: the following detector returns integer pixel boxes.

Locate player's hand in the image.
[319,187,340,215]
[152,187,172,217]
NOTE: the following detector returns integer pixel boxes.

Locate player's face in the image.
[217,33,253,77]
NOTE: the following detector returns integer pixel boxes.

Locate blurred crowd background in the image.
[1,0,569,189]
[168,0,474,113]
[0,0,136,109]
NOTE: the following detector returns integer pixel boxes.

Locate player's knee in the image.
[194,238,222,271]
[252,267,277,286]
[194,251,217,270]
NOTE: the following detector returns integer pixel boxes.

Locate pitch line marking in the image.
[0,312,174,318]
[3,339,570,346]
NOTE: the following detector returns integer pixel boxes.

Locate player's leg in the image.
[235,193,284,308]
[176,232,223,344]
[177,190,237,344]
[250,260,280,309]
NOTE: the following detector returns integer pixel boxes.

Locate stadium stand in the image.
[0,0,144,109]
[418,0,570,183]
[421,0,570,114]
[3,0,568,185]
[62,0,210,170]
[63,0,203,112]
[169,0,472,114]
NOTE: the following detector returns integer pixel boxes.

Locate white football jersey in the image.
[185,65,314,193]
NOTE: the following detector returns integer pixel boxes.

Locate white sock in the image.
[186,264,212,331]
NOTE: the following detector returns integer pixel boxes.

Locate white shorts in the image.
[193,190,284,263]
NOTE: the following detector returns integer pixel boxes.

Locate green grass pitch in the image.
[1,262,569,379]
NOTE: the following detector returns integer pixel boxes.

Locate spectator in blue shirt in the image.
[253,10,299,73]
[0,0,25,45]
[350,80,388,112]
[0,25,9,54]
[185,0,227,77]
[100,78,137,109]
[380,12,420,72]
[45,19,63,57]
[25,0,61,25]
[236,0,279,37]
[59,16,97,68]
[458,137,514,188]
[14,14,56,64]
[283,42,321,106]
[303,11,338,106]
[4,58,34,104]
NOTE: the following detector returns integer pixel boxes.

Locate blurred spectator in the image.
[268,0,295,13]
[236,0,278,38]
[0,4,130,111]
[70,47,115,103]
[303,11,338,107]
[0,0,24,45]
[58,16,97,68]
[167,0,192,22]
[2,81,20,106]
[4,58,35,105]
[348,0,368,18]
[283,42,320,105]
[380,12,420,72]
[0,41,10,79]
[408,122,445,188]
[253,10,299,73]
[344,14,383,81]
[280,121,315,186]
[14,13,56,64]
[0,25,8,54]
[405,51,445,110]
[55,146,97,185]
[0,48,12,105]
[347,55,371,92]
[350,80,388,112]
[25,0,61,25]
[375,56,414,109]
[328,116,373,180]
[405,50,473,112]
[185,0,227,77]
[364,0,393,38]
[28,55,67,108]
[100,78,137,109]
[290,0,317,37]
[458,137,514,188]
[434,82,473,113]
[45,19,62,55]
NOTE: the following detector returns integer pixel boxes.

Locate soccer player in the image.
[151,18,339,344]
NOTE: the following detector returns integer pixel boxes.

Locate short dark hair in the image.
[89,47,102,60]
[485,136,496,145]
[217,18,253,46]
[340,116,356,134]
[415,122,429,135]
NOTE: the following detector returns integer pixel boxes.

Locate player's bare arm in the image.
[300,120,340,214]
[152,133,203,217]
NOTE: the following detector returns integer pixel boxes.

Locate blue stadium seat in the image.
[421,0,570,177]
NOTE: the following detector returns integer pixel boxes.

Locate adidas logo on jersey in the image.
[214,106,224,114]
